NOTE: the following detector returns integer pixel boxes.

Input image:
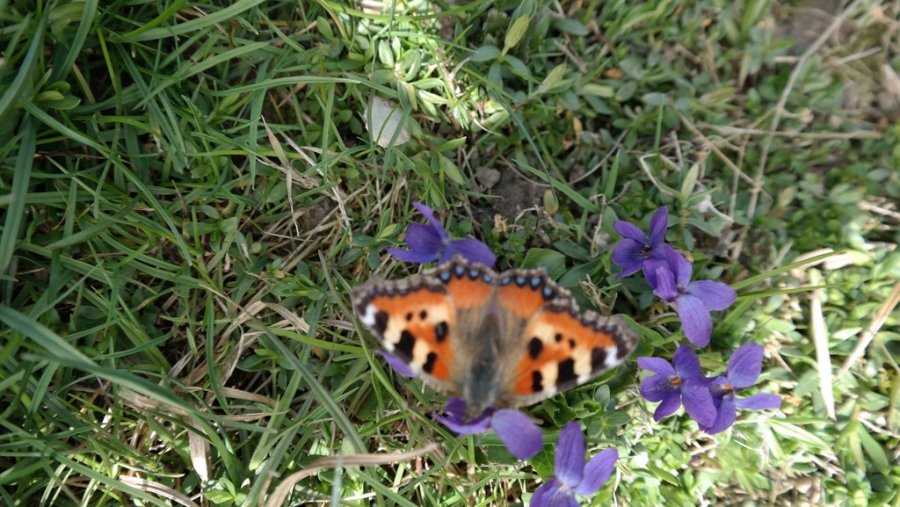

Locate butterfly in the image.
[351,256,639,421]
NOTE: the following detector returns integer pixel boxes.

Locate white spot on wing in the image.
[604,347,620,369]
[573,349,592,378]
[360,305,378,327]
[412,339,431,366]
[539,363,558,388]
[530,322,558,342]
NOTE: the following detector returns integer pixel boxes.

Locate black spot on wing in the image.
[423,352,437,374]
[374,310,389,335]
[591,347,608,372]
[527,337,543,359]
[532,371,543,393]
[435,321,449,343]
[396,330,416,358]
[556,358,576,387]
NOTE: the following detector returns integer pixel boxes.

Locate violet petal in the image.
[432,413,491,434]
[681,378,717,427]
[554,422,585,487]
[612,239,646,279]
[664,247,693,289]
[735,393,782,411]
[444,398,466,418]
[642,259,664,290]
[441,238,497,267]
[572,448,618,496]
[492,409,544,460]
[686,280,737,311]
[651,264,679,302]
[671,344,701,380]
[637,357,676,376]
[546,490,580,507]
[705,394,737,434]
[386,247,439,264]
[674,294,713,347]
[529,479,561,507]
[613,220,647,243]
[433,400,492,435]
[652,391,682,421]
[403,222,445,256]
[706,376,730,404]
[376,351,417,378]
[647,207,669,247]
[726,343,764,390]
[640,374,677,403]
[412,202,448,242]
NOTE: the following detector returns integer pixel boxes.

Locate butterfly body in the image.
[352,257,639,421]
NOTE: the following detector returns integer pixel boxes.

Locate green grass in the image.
[1,0,899,505]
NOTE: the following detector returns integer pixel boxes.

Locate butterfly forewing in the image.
[429,259,495,310]
[351,275,458,385]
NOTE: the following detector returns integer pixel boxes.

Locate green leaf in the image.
[542,189,559,215]
[316,16,334,41]
[471,44,501,62]
[557,258,600,288]
[504,55,532,78]
[503,16,530,54]
[434,137,467,153]
[433,153,467,185]
[857,425,889,470]
[34,90,65,102]
[554,18,588,36]
[731,250,845,290]
[376,223,403,240]
[535,63,566,96]
[583,83,615,98]
[603,411,631,427]
[615,81,637,101]
[115,0,267,41]
[219,217,239,234]
[769,419,829,450]
[0,12,46,121]
[521,249,566,279]
[648,462,679,486]
[377,39,394,67]
[680,163,700,200]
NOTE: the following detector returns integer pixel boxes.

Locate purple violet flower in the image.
[531,422,618,507]
[637,345,716,427]
[699,343,783,434]
[387,202,496,267]
[612,207,673,279]
[433,398,544,460]
[376,351,417,378]
[646,247,737,347]
[377,360,542,459]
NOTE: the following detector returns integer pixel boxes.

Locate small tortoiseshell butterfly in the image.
[352,256,639,420]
